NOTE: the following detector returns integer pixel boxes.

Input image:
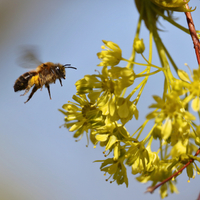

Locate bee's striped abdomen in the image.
[14,71,37,92]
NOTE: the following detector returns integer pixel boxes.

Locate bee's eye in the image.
[55,66,61,73]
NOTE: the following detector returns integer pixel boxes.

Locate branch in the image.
[145,148,200,194]
[184,4,200,65]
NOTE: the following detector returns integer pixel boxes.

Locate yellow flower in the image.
[170,140,186,158]
[94,152,128,187]
[116,97,139,125]
[150,0,195,12]
[147,93,195,122]
[75,66,135,123]
[94,122,130,150]
[178,68,200,111]
[136,159,178,198]
[97,40,122,67]
[147,93,195,141]
[76,66,134,98]
[135,0,194,31]
[59,94,105,141]
[130,145,158,174]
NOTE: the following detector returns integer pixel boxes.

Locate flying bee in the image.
[14,48,77,103]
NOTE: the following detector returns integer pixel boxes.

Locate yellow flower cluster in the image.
[59,2,200,195]
[59,41,145,186]
[135,0,195,30]
[59,37,200,197]
[150,0,195,12]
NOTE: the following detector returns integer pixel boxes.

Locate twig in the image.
[145,148,200,194]
[197,192,200,200]
[184,4,200,65]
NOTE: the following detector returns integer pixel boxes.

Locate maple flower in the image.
[95,149,128,187]
[178,68,200,111]
[75,66,135,123]
[126,142,149,171]
[75,66,135,98]
[147,93,195,141]
[94,122,131,151]
[59,94,104,140]
[116,97,139,125]
[97,40,122,67]
[150,0,195,12]
[135,0,194,31]
[124,138,158,175]
[137,159,178,198]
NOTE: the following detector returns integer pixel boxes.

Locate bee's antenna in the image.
[64,64,77,70]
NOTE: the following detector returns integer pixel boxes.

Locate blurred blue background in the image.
[0,0,200,199]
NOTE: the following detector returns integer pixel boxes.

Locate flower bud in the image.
[133,38,145,54]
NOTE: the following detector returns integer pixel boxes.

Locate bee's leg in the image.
[20,86,31,96]
[20,89,30,96]
[46,84,52,99]
[24,86,38,103]
[58,78,63,86]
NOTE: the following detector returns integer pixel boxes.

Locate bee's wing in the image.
[16,46,42,69]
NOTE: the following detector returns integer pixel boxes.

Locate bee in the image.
[14,48,76,103]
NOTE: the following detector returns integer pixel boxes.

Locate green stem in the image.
[134,33,153,104]
[127,77,147,100]
[160,138,163,160]
[135,119,150,140]
[136,69,161,77]
[151,5,192,34]
[122,58,163,71]
[121,9,144,97]
[143,123,157,144]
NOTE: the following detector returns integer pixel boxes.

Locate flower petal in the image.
[161,118,172,140]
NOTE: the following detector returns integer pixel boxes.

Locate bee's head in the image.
[55,64,76,79]
[53,64,65,79]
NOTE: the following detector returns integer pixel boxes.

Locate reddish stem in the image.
[146,148,200,194]
[197,192,200,200]
[184,4,200,65]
